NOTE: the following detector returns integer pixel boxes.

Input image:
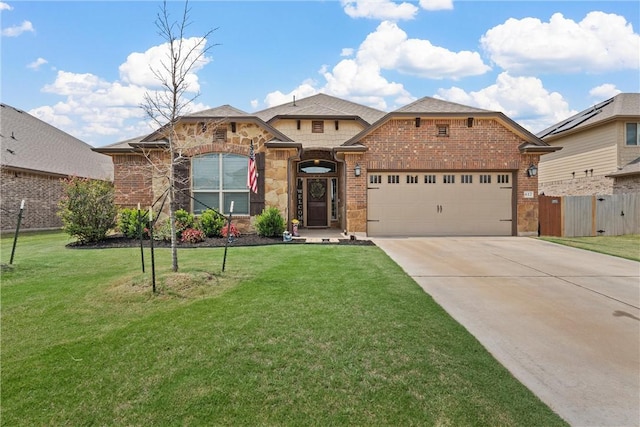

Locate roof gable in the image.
[0,103,113,180]
[186,104,250,118]
[254,93,386,125]
[393,96,493,114]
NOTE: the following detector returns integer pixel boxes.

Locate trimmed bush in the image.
[198,209,225,237]
[58,177,117,243]
[175,209,194,235]
[118,208,149,239]
[255,207,286,237]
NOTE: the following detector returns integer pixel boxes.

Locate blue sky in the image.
[1,0,639,147]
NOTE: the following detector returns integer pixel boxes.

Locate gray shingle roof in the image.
[537,93,640,138]
[0,103,113,180]
[186,104,250,118]
[254,93,386,125]
[393,96,494,114]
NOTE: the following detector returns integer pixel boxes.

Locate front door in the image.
[307,178,328,227]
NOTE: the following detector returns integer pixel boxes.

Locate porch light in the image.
[354,163,361,177]
[527,163,538,177]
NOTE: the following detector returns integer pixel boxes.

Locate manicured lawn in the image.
[539,234,640,262]
[1,232,566,426]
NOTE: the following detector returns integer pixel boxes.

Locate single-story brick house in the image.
[95,94,558,237]
[1,103,113,232]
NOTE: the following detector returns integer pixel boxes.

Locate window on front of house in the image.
[192,153,249,215]
[626,123,639,146]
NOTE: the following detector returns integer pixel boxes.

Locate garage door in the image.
[367,172,513,236]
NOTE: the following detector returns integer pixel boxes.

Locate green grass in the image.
[539,234,640,261]
[1,232,566,426]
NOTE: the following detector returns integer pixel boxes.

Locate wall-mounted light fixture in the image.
[354,163,361,177]
[527,163,538,177]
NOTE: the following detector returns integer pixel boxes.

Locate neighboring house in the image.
[1,103,114,232]
[537,93,640,196]
[95,93,557,237]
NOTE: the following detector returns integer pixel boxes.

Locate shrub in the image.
[58,177,117,243]
[198,209,225,237]
[175,209,194,237]
[181,228,205,243]
[152,218,172,242]
[220,222,241,239]
[255,207,286,237]
[118,208,149,239]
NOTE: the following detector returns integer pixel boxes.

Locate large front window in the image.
[192,153,249,214]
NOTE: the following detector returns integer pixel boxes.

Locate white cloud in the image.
[27,57,48,70]
[262,20,488,110]
[31,38,215,146]
[481,12,640,74]
[0,2,13,11]
[2,20,34,37]
[436,72,578,133]
[589,84,621,101]
[359,21,490,79]
[342,0,418,21]
[341,48,355,57]
[264,83,319,108]
[43,71,109,96]
[419,0,453,11]
[119,37,212,92]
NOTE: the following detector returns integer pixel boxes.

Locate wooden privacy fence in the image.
[539,193,640,237]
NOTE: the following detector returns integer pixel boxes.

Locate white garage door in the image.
[367,172,513,236]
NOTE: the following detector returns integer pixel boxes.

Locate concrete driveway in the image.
[374,237,640,427]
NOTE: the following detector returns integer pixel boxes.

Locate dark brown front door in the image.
[307,178,328,227]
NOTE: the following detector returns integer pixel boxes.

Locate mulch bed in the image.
[67,234,376,249]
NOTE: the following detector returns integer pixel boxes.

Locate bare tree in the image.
[141,0,217,272]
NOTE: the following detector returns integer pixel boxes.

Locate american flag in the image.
[247,140,258,194]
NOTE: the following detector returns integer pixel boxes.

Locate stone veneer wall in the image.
[344,118,542,236]
[539,176,615,196]
[612,175,640,194]
[264,148,297,217]
[1,168,64,231]
[109,122,277,234]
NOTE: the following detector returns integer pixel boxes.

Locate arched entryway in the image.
[294,151,342,229]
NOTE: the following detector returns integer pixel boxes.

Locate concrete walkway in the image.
[374,237,640,427]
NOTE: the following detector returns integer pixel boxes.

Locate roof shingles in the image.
[0,103,113,180]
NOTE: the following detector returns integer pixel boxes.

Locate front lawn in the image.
[539,234,640,261]
[1,232,566,426]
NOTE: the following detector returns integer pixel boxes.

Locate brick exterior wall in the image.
[345,118,541,236]
[1,168,64,231]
